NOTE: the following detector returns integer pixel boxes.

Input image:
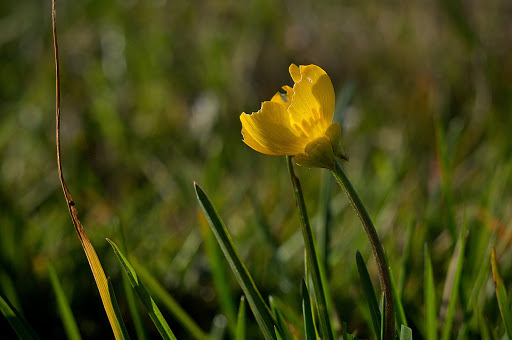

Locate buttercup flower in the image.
[240,64,347,169]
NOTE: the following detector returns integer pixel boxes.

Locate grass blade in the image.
[52,1,126,337]
[275,327,284,340]
[106,239,177,340]
[107,278,131,340]
[389,266,407,327]
[0,294,39,339]
[317,171,334,274]
[356,250,381,337]
[440,218,467,340]
[302,281,316,340]
[0,273,22,314]
[198,212,237,337]
[467,232,496,311]
[236,297,246,340]
[47,262,81,340]
[122,262,148,340]
[343,322,354,340]
[117,224,149,340]
[287,157,333,340]
[270,296,293,340]
[475,307,491,340]
[424,245,437,340]
[491,247,512,338]
[332,160,395,340]
[380,292,386,340]
[399,325,412,340]
[129,257,209,340]
[195,182,277,340]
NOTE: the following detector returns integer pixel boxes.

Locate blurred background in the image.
[1,0,512,338]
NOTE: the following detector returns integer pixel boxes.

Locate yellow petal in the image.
[270,92,287,107]
[282,86,293,105]
[288,65,335,141]
[241,124,278,155]
[289,64,301,83]
[240,101,308,155]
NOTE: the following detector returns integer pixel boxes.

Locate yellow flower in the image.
[240,64,347,169]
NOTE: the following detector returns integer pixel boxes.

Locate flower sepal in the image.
[295,136,335,170]
[295,122,348,169]
[325,122,349,162]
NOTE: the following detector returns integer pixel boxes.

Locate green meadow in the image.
[1,0,512,339]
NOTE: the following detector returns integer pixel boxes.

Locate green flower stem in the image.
[286,156,334,340]
[331,159,395,340]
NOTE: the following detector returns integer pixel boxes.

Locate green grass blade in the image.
[117,221,149,340]
[343,322,354,340]
[302,281,317,340]
[129,257,209,340]
[106,239,177,340]
[194,182,277,340]
[380,292,386,340]
[107,277,131,340]
[467,232,496,311]
[491,247,512,339]
[475,307,491,340]
[424,245,437,340]
[287,157,333,340]
[317,171,333,274]
[236,297,246,340]
[440,218,467,340]
[356,250,381,337]
[47,262,82,340]
[272,296,303,334]
[389,266,407,327]
[455,324,467,340]
[400,325,413,340]
[275,327,284,340]
[270,296,293,340]
[122,266,148,340]
[0,272,22,314]
[0,294,39,339]
[332,160,395,340]
[198,213,237,337]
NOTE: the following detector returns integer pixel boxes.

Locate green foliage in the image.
[107,277,131,340]
[236,297,247,340]
[491,247,512,339]
[195,183,277,340]
[302,281,317,340]
[356,250,381,337]
[107,239,177,340]
[399,325,413,340]
[47,262,82,340]
[287,156,334,340]
[440,217,467,340]
[0,295,39,340]
[129,257,208,340]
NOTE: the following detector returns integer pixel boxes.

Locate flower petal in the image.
[288,65,335,141]
[289,64,301,83]
[240,124,278,155]
[282,86,294,105]
[240,101,308,155]
[325,122,348,160]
